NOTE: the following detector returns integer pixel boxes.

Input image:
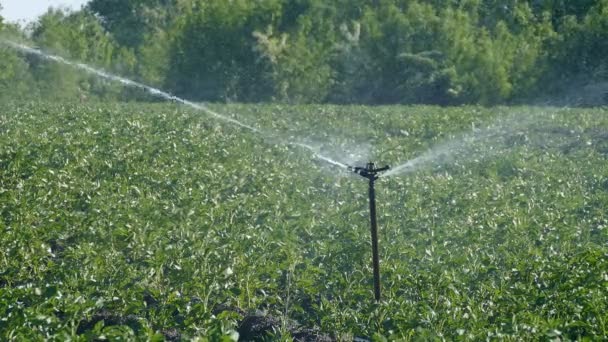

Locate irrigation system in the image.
[349,163,391,301]
[2,39,398,302]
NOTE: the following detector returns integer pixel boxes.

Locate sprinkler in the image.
[348,162,390,301]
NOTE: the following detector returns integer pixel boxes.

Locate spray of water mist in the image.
[294,142,349,168]
[383,109,559,178]
[293,141,373,170]
[1,39,350,170]
[3,40,562,180]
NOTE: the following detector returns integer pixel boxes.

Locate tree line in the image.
[1,0,607,106]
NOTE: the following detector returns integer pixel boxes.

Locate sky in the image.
[1,0,90,24]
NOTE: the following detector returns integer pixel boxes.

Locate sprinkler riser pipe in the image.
[348,162,389,302]
[369,178,381,301]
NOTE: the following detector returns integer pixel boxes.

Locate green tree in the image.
[0,24,37,100]
[30,9,136,100]
[87,0,178,48]
[254,1,338,103]
[166,0,283,102]
[3,0,604,105]
[529,0,598,25]
[329,1,462,104]
[538,0,608,104]
[87,0,184,89]
[439,4,550,104]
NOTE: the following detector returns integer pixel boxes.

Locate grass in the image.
[1,101,607,340]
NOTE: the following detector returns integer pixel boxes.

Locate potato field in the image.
[1,102,607,340]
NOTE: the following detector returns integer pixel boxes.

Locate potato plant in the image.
[1,102,607,340]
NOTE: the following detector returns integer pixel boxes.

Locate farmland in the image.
[1,102,608,340]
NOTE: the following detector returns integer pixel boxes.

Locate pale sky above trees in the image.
[1,0,89,23]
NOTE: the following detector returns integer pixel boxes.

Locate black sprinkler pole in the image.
[349,162,390,302]
[368,173,381,301]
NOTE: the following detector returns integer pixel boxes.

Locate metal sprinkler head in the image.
[349,162,391,181]
[348,162,390,302]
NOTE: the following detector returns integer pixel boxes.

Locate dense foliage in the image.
[1,102,608,340]
[1,0,608,105]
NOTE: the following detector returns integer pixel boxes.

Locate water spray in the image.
[2,39,398,302]
[348,162,390,301]
[0,39,349,171]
